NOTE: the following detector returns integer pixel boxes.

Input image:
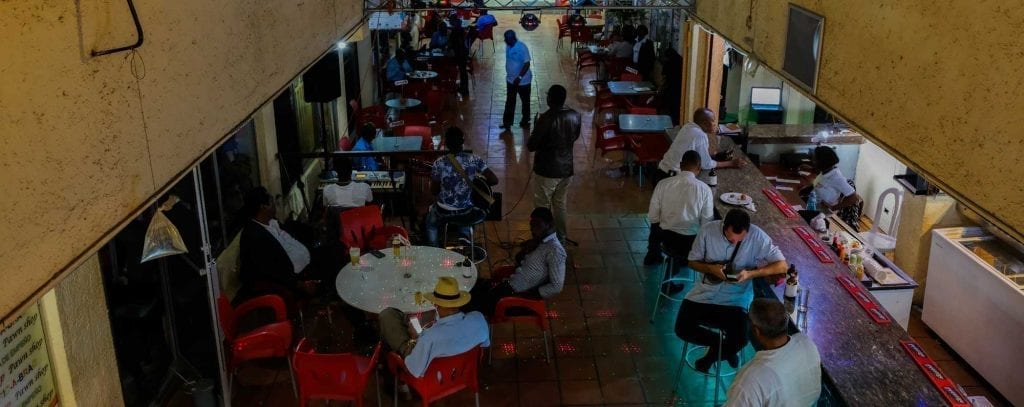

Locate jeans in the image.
[423,204,485,247]
[503,82,532,126]
[674,300,749,362]
[532,174,572,241]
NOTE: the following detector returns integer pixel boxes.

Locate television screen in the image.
[751,87,782,106]
[782,5,824,92]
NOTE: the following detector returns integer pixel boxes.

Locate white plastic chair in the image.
[859,187,903,253]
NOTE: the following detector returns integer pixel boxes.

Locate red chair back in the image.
[394,347,482,405]
[400,125,433,149]
[620,71,643,81]
[478,24,494,40]
[628,107,658,115]
[338,137,354,151]
[293,339,382,407]
[425,89,446,118]
[339,205,385,251]
[494,297,549,330]
[217,295,238,341]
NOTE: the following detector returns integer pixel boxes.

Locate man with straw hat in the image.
[379,276,490,378]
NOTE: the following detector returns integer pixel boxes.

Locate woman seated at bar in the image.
[798,146,862,230]
[351,123,380,171]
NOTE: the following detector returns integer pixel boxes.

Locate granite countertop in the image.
[747,124,865,145]
[709,140,946,406]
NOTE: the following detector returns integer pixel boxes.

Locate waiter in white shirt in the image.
[644,151,714,281]
[725,299,822,407]
[654,108,742,188]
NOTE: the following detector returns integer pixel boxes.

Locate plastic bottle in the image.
[806,190,818,211]
[707,169,718,187]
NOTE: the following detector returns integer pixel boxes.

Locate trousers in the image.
[674,299,749,361]
[532,174,572,241]
[503,82,532,126]
[379,307,412,353]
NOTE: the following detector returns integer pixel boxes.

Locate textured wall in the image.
[0,0,362,318]
[696,0,1024,238]
[54,255,124,406]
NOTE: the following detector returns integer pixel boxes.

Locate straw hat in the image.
[423,276,471,308]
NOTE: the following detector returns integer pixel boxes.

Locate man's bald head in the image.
[692,108,716,133]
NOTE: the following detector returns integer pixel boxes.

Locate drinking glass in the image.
[797,287,810,312]
[349,247,361,266]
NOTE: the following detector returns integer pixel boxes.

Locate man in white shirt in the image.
[502,30,533,130]
[322,157,373,209]
[644,151,714,286]
[726,299,822,407]
[239,186,312,301]
[656,108,742,187]
[379,276,490,378]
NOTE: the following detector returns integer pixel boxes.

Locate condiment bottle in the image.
[784,265,799,299]
[707,169,718,187]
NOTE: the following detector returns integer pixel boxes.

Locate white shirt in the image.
[323,182,373,208]
[812,167,855,207]
[257,219,310,274]
[648,172,714,236]
[405,311,490,377]
[508,233,566,298]
[659,123,716,172]
[632,36,649,64]
[725,333,822,407]
[685,221,785,308]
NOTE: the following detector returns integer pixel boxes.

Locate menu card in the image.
[0,304,58,407]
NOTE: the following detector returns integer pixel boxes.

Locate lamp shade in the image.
[520,13,540,31]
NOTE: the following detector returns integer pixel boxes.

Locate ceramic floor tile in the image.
[517,381,562,407]
[601,377,647,404]
[557,357,599,381]
[560,380,604,405]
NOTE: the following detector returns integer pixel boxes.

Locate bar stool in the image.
[649,242,694,322]
[673,326,745,406]
[442,211,489,266]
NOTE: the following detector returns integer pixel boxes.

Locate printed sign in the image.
[899,339,971,407]
[793,226,834,263]
[0,304,58,407]
[835,275,892,324]
[762,188,798,218]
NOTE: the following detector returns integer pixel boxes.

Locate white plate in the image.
[720,192,753,206]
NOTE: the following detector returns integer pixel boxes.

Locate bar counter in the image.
[702,138,946,405]
[746,124,865,145]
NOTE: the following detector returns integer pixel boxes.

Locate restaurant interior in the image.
[3,2,1021,407]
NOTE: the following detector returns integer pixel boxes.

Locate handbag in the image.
[446,154,502,220]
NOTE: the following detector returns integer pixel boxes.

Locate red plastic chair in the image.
[477,24,495,53]
[217,295,295,392]
[485,266,552,363]
[399,125,434,150]
[387,346,482,407]
[293,339,383,407]
[576,50,600,78]
[626,134,672,190]
[620,70,643,82]
[594,123,629,163]
[338,136,354,151]
[339,204,409,251]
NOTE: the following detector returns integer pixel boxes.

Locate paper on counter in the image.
[775,186,794,191]
[775,178,801,184]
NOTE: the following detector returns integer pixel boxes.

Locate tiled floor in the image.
[217,11,1009,407]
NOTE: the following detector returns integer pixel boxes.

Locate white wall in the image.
[855,140,907,233]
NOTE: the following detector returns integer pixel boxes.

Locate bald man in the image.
[502,30,533,130]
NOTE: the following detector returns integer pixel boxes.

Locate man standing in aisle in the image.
[676,209,788,373]
[502,30,533,130]
[527,85,580,243]
[725,299,822,406]
[632,25,655,80]
[645,151,713,290]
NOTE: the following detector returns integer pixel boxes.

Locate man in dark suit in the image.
[238,187,311,301]
[633,25,656,81]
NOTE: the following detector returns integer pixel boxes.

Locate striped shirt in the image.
[508,233,566,298]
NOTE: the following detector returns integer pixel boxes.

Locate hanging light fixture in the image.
[520,13,540,31]
[743,55,760,77]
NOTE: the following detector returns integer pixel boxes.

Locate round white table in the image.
[335,246,478,314]
[408,70,438,80]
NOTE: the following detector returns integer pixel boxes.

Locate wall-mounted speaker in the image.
[303,50,342,103]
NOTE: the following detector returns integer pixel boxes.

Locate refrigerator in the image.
[923,227,1024,405]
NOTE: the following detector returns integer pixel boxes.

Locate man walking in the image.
[502,30,532,130]
[527,85,580,242]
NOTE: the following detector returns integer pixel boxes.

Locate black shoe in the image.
[725,352,739,369]
[520,121,530,127]
[667,282,686,294]
[643,253,664,266]
[694,350,716,374]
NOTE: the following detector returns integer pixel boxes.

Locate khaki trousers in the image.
[532,174,573,240]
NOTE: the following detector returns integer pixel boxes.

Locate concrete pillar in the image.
[892,193,967,304]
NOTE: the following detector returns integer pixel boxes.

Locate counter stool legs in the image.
[673,328,744,406]
[649,254,693,323]
[442,221,490,267]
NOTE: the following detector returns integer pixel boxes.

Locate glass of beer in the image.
[349,247,361,266]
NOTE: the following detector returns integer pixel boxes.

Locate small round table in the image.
[335,246,478,314]
[385,98,422,109]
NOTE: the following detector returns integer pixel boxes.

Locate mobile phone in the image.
[725,274,740,282]
[370,250,386,258]
[410,317,423,334]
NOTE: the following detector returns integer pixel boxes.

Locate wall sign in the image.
[0,305,58,407]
